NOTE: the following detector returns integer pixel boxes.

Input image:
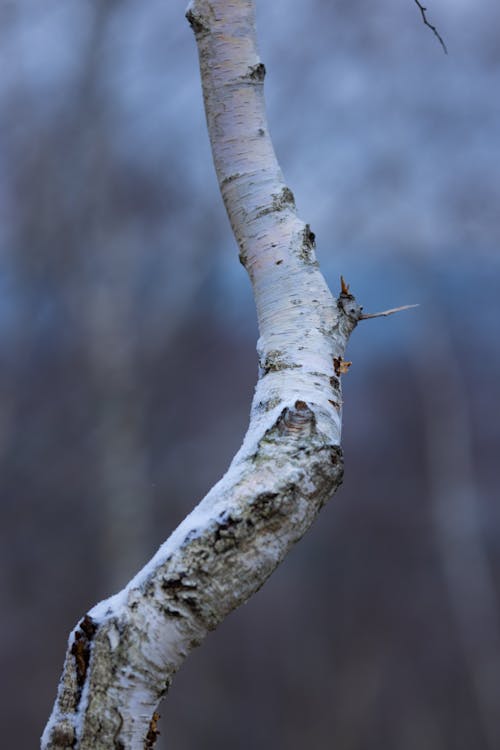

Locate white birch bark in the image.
[42,1,362,747]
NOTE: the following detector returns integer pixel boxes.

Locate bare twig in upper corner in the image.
[414,0,448,54]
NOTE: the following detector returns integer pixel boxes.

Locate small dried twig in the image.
[340,275,350,296]
[414,0,448,54]
[360,304,419,320]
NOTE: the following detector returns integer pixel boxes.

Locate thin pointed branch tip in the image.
[360,303,419,320]
[414,0,448,54]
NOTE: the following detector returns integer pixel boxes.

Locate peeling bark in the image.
[42,1,362,748]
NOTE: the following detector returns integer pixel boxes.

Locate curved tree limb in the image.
[42,1,362,747]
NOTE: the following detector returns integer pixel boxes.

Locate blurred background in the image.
[1,0,499,747]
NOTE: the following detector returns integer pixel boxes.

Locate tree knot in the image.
[337,276,362,328]
[185,9,209,36]
[276,400,316,436]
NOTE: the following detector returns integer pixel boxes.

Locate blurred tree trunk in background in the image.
[412,300,500,749]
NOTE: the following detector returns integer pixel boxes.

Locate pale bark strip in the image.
[42,1,361,748]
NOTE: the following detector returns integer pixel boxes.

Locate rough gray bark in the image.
[42,1,363,747]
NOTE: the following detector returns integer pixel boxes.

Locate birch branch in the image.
[42,2,362,747]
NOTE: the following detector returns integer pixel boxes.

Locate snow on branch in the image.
[42,2,363,748]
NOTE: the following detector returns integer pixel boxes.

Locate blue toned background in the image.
[1,1,499,747]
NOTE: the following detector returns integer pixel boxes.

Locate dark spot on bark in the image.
[328,399,340,410]
[221,172,243,187]
[280,186,295,206]
[145,712,160,749]
[304,224,315,247]
[276,259,283,265]
[273,187,295,212]
[217,511,238,527]
[113,710,124,749]
[161,574,197,593]
[258,128,265,136]
[161,605,185,620]
[183,595,203,615]
[248,62,266,81]
[144,580,156,598]
[330,445,343,466]
[305,446,345,506]
[193,547,211,561]
[253,492,279,519]
[261,350,301,375]
[337,287,363,324]
[213,513,243,553]
[49,724,76,748]
[330,375,340,390]
[256,396,282,413]
[338,295,362,321]
[298,224,318,264]
[185,9,208,35]
[255,186,295,218]
[71,615,97,700]
[156,679,171,703]
[161,578,205,621]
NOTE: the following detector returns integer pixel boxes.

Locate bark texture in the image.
[42,1,362,747]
